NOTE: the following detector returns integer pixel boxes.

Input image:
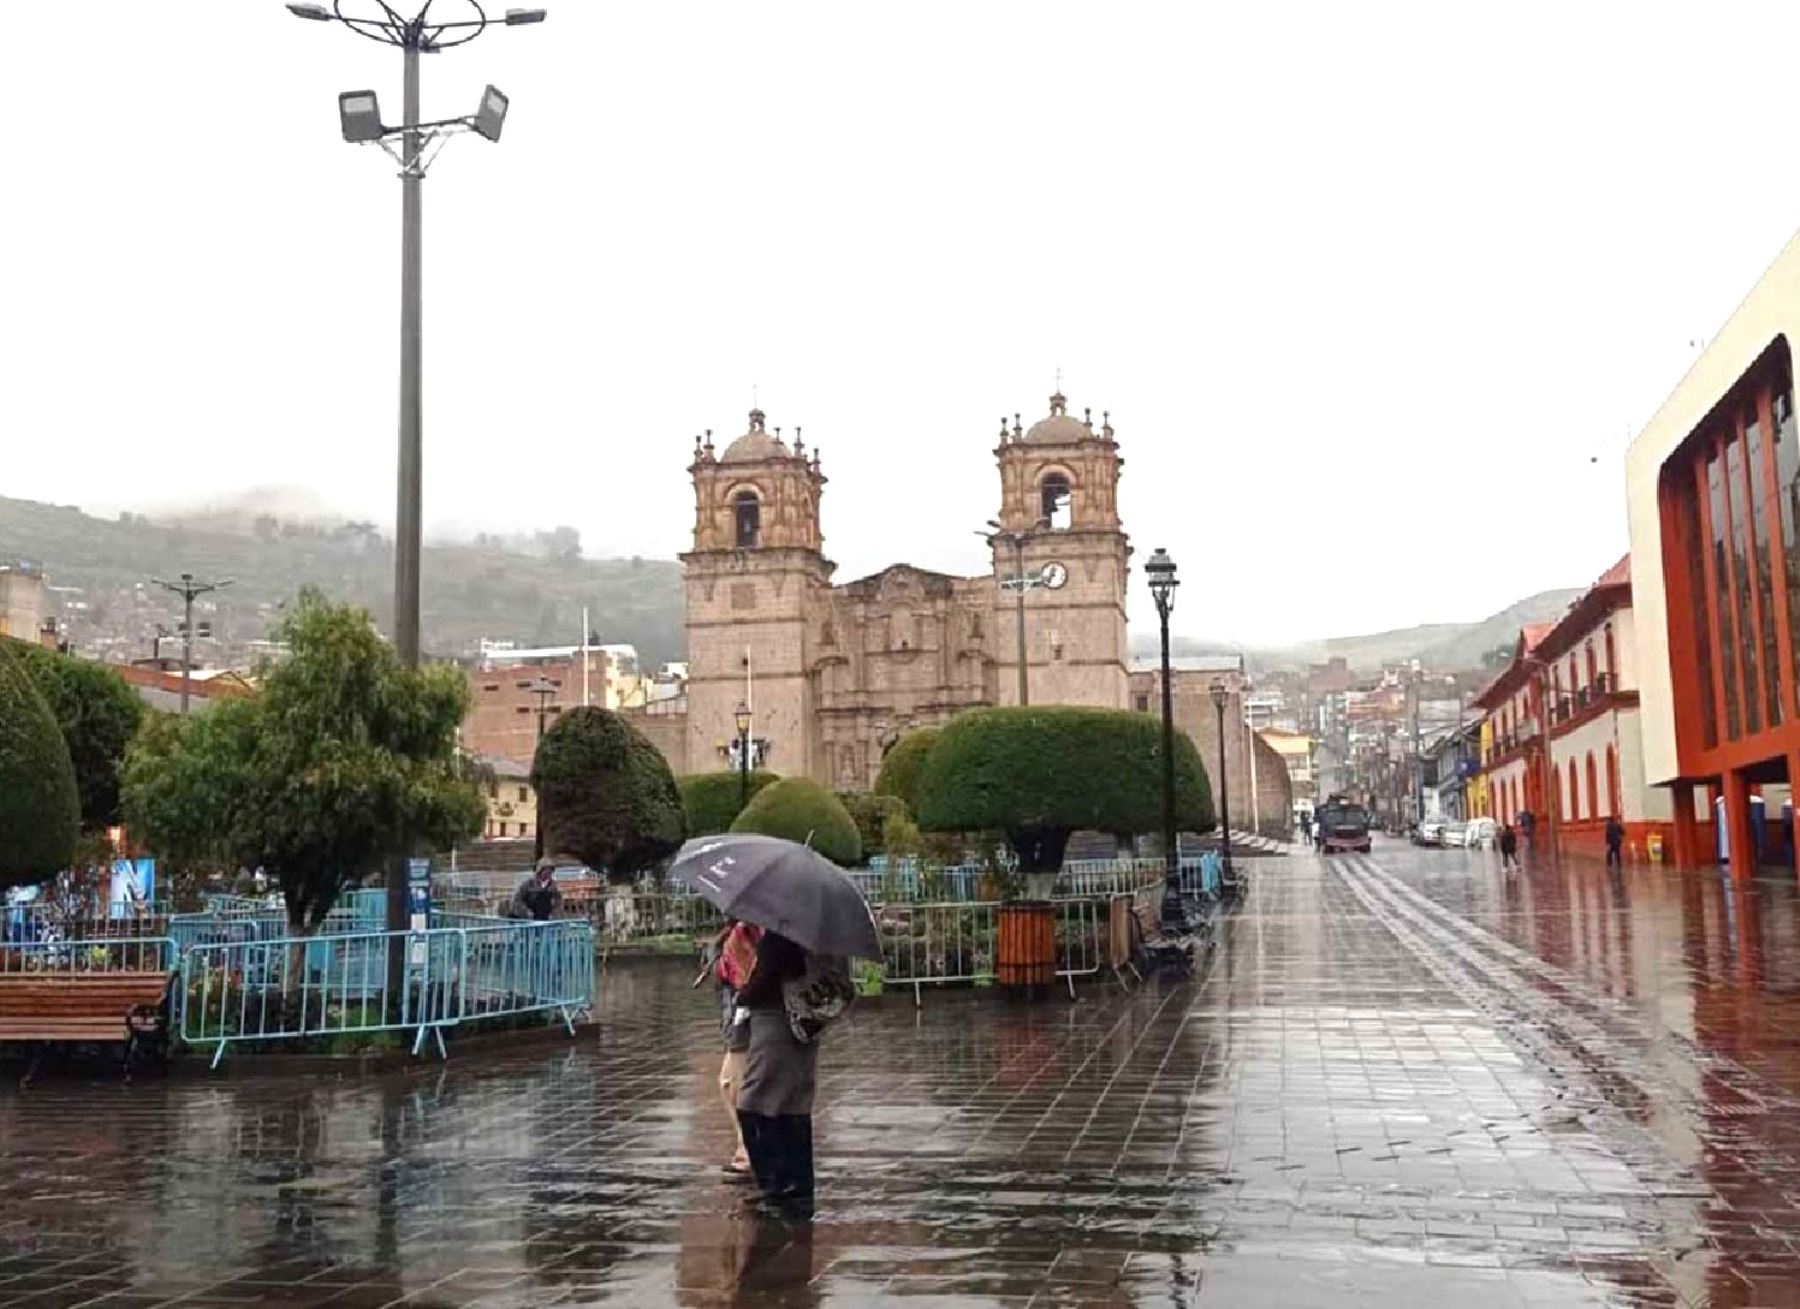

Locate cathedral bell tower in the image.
[683,410,831,780]
[990,393,1130,709]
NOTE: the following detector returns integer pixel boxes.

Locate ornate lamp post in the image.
[1144,549,1182,930]
[1210,680,1235,892]
[734,701,753,810]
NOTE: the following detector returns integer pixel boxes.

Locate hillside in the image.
[0,495,685,667]
[1145,587,1585,675]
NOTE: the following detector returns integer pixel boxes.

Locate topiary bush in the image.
[874,727,940,813]
[532,706,687,881]
[914,706,1212,873]
[729,776,862,866]
[678,770,779,837]
[12,642,144,832]
[0,639,80,890]
[837,792,913,864]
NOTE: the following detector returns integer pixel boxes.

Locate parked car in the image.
[1463,817,1498,850]
[1441,821,1470,848]
[1414,819,1446,847]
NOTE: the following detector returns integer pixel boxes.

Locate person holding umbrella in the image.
[670,834,880,1218]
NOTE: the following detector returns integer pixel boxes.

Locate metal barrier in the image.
[870,897,1113,1004]
[561,891,724,950]
[179,919,594,1067]
[0,936,176,975]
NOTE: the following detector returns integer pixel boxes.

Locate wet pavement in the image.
[9,841,1800,1305]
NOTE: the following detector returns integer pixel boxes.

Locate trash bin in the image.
[1646,831,1665,864]
[997,903,1056,989]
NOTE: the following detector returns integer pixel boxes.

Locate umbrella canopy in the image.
[669,834,880,959]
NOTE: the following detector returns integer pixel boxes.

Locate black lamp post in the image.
[734,701,753,810]
[521,676,556,861]
[1210,680,1235,892]
[1144,549,1182,929]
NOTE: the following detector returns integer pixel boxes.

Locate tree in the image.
[11,641,145,830]
[122,590,487,932]
[532,706,686,880]
[729,777,862,867]
[0,640,79,890]
[873,727,940,813]
[836,792,913,863]
[678,770,779,837]
[914,706,1213,873]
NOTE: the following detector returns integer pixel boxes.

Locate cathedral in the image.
[660,392,1134,791]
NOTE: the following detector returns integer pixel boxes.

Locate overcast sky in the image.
[6,2,1799,644]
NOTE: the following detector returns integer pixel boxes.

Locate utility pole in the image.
[151,573,232,715]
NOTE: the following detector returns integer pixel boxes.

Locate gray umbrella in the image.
[668,834,880,959]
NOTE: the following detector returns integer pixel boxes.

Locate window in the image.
[1683,461,1719,748]
[1585,753,1599,820]
[1727,432,1763,734]
[1568,758,1580,821]
[1749,396,1785,728]
[733,489,761,548]
[518,786,528,802]
[1710,447,1741,739]
[1606,746,1620,817]
[1604,624,1616,683]
[1135,694,1150,713]
[520,822,530,837]
[1041,473,1072,530]
[1775,371,1800,715]
[1585,642,1597,688]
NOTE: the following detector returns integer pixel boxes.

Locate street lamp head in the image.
[471,84,509,142]
[504,7,549,23]
[1144,547,1179,616]
[337,90,386,143]
[1209,680,1229,711]
[734,701,752,736]
[286,2,332,19]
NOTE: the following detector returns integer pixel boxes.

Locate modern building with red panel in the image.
[1625,232,1800,877]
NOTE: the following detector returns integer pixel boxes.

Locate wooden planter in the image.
[996,903,1056,989]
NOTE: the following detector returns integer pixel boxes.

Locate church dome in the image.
[1022,392,1090,444]
[720,409,791,463]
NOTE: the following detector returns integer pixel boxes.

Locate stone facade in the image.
[661,395,1133,787]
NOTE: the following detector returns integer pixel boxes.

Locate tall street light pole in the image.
[286,0,544,954]
[286,1,545,668]
[1144,549,1181,930]
[151,573,232,715]
[520,675,555,861]
[979,518,1049,707]
[1210,681,1234,892]
[734,701,753,812]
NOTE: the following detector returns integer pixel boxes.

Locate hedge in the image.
[532,706,687,879]
[729,776,862,866]
[914,706,1213,872]
[873,727,940,813]
[11,640,145,830]
[678,770,779,837]
[0,640,79,889]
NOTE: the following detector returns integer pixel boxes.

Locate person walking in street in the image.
[1498,822,1520,871]
[508,860,562,921]
[711,919,761,1180]
[1518,810,1536,855]
[1605,815,1625,870]
[734,928,821,1217]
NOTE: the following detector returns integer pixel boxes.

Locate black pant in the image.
[1606,843,1622,868]
[737,1111,814,1211]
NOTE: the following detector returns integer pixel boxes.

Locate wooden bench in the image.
[1122,898,1197,982]
[0,971,175,1085]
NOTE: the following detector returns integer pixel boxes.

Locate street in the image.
[5,841,1800,1306]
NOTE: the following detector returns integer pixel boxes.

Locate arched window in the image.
[1040,473,1072,530]
[733,489,761,548]
[1568,758,1581,821]
[1585,642,1597,689]
[1605,746,1621,817]
[1604,624,1616,685]
[1586,752,1599,820]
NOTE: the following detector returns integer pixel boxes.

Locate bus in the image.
[1315,794,1372,854]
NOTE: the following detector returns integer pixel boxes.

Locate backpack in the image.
[781,953,855,1045]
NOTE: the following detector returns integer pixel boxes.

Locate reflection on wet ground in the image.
[8,842,1800,1304]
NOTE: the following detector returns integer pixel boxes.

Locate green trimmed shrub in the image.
[0,639,80,890]
[678,770,779,837]
[729,776,862,866]
[914,706,1213,873]
[874,727,940,813]
[12,641,145,830]
[837,792,913,863]
[533,706,687,880]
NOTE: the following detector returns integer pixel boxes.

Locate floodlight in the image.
[287,3,332,19]
[472,85,509,141]
[338,90,386,143]
[504,8,548,23]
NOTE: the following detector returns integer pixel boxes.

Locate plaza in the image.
[6,844,1800,1306]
